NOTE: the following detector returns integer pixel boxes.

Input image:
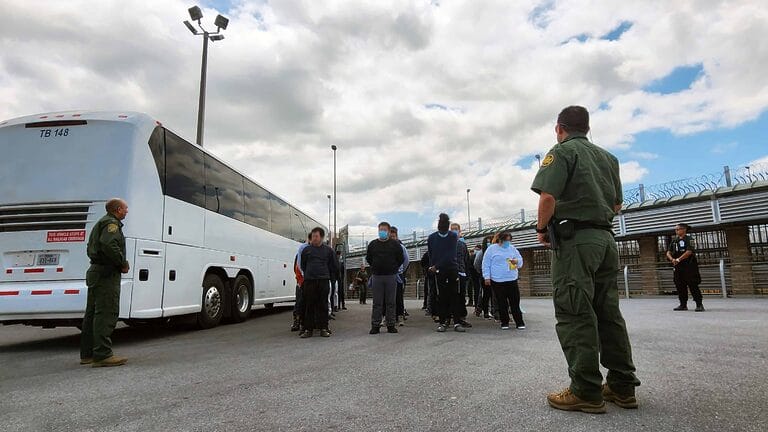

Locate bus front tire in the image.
[198,274,225,329]
[230,275,252,323]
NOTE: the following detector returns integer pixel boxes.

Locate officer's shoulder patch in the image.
[541,153,555,167]
[107,223,118,233]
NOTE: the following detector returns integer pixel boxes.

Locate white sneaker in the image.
[501,326,510,330]
[517,325,526,330]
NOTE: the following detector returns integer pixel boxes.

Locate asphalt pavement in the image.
[1,298,767,432]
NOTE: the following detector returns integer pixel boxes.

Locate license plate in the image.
[10,253,36,267]
[36,253,60,266]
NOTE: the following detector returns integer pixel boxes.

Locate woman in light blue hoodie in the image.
[481,232,526,330]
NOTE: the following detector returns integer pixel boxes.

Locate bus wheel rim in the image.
[236,284,250,313]
[204,286,221,319]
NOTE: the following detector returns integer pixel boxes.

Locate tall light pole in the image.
[183,6,229,147]
[466,188,471,231]
[327,194,332,242]
[746,166,752,182]
[535,154,541,168]
[331,145,337,247]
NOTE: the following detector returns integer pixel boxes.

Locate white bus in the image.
[0,111,325,329]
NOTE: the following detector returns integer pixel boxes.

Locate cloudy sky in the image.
[2,0,767,245]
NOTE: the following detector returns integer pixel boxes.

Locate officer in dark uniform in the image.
[531,106,641,414]
[666,223,705,312]
[80,198,130,367]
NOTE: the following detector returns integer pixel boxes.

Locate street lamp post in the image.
[535,154,541,168]
[327,194,332,242]
[331,145,337,247]
[183,6,229,147]
[466,188,471,231]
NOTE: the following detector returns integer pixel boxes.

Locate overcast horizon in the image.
[2,0,767,243]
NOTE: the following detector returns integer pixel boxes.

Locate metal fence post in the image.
[719,259,728,298]
[623,265,630,299]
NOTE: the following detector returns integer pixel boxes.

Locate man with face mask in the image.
[366,222,405,335]
[428,213,466,333]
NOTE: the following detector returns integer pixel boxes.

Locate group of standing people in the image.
[418,223,527,332]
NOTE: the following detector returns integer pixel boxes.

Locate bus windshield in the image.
[0,120,135,205]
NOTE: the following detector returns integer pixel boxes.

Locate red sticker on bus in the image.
[47,230,86,243]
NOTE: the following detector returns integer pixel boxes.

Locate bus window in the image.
[205,155,245,221]
[244,180,271,231]
[148,127,165,193]
[165,130,205,208]
[270,194,291,238]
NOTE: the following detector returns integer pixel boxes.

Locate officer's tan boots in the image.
[547,388,606,414]
[602,384,638,409]
[91,355,127,368]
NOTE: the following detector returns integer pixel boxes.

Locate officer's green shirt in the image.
[87,214,128,270]
[531,135,622,227]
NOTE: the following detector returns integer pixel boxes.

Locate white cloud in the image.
[1,0,767,241]
[620,161,649,184]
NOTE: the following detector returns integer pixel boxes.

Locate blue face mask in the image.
[378,230,389,240]
[451,230,459,236]
[502,241,511,249]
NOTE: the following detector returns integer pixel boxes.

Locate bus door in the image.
[129,240,166,318]
[256,258,268,299]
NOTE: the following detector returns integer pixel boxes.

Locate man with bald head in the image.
[80,198,130,367]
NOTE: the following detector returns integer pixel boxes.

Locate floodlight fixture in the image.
[183,20,199,34]
[188,5,203,21]
[214,14,229,30]
[209,34,225,42]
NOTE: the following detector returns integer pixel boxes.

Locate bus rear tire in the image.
[198,274,225,329]
[230,275,252,323]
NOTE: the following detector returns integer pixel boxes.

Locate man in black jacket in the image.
[366,221,405,335]
[300,227,337,338]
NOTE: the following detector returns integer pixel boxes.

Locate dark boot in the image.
[387,326,398,334]
[369,326,380,335]
[290,316,300,332]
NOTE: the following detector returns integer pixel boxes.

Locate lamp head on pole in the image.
[188,5,203,22]
[183,20,199,34]
[331,145,337,151]
[214,14,229,30]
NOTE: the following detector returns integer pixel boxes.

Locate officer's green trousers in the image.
[551,229,641,401]
[80,268,121,361]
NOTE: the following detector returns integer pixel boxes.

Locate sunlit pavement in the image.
[1,298,766,432]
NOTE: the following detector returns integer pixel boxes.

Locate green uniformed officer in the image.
[666,223,705,312]
[80,198,130,367]
[355,265,369,305]
[531,106,641,414]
